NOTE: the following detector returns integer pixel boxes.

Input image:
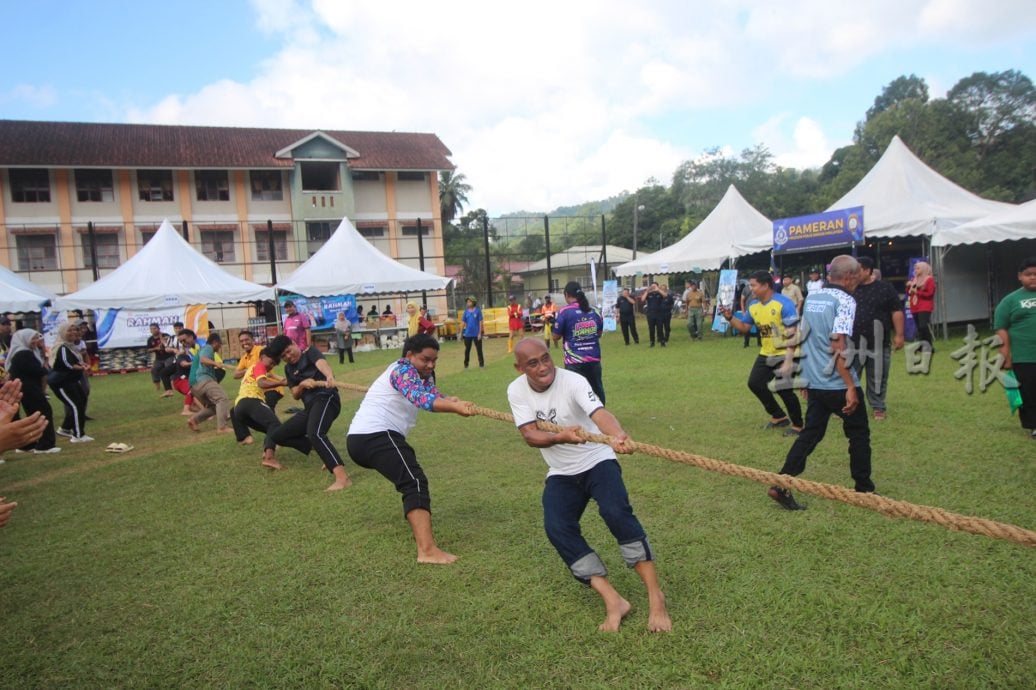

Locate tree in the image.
[948,70,1036,160]
[865,74,929,121]
[439,170,472,223]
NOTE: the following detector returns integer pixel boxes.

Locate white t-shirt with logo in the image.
[507,368,613,477]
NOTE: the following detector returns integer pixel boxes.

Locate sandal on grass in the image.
[763,418,791,429]
[105,443,134,454]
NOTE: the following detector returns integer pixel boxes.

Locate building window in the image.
[306,221,334,256]
[141,230,157,245]
[358,226,385,238]
[254,230,288,262]
[549,278,560,292]
[10,169,51,203]
[82,233,120,269]
[74,169,114,202]
[300,162,340,191]
[16,234,58,271]
[401,224,429,236]
[201,230,235,263]
[195,170,230,201]
[351,171,381,181]
[250,171,283,201]
[397,171,426,182]
[137,170,174,202]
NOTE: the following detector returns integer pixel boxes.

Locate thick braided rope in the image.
[331,381,1036,548]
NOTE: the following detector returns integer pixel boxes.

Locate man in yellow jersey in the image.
[233,330,285,411]
[720,271,803,435]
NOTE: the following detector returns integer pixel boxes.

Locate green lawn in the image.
[2,319,1034,689]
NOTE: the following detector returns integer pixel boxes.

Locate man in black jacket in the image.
[615,288,639,345]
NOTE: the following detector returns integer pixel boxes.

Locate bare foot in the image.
[647,593,672,633]
[187,419,199,432]
[261,458,283,470]
[161,391,175,398]
[598,597,632,632]
[216,428,233,434]
[180,408,193,416]
[417,547,458,565]
[325,477,353,492]
[239,436,254,445]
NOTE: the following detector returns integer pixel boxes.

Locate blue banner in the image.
[772,206,864,254]
[279,294,359,331]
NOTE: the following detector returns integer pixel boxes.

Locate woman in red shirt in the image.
[506,295,524,353]
[908,261,937,349]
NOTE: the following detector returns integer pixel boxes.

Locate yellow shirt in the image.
[235,361,271,405]
[235,346,285,399]
[745,294,799,357]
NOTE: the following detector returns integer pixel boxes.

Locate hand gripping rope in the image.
[331,381,1036,548]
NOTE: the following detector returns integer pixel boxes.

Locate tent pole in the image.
[936,244,949,341]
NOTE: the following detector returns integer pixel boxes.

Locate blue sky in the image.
[1,0,1034,213]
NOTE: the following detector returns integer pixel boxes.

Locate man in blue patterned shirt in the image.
[768,255,875,510]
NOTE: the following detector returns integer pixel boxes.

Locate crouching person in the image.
[507,338,671,632]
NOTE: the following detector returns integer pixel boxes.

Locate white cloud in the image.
[120,0,1035,212]
[1,84,58,109]
[753,115,842,170]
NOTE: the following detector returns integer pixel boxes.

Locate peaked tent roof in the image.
[615,185,772,276]
[522,245,643,273]
[825,135,1013,239]
[276,217,450,297]
[55,220,273,310]
[932,199,1036,247]
[0,263,58,312]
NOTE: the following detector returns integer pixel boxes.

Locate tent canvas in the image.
[932,199,1036,247]
[0,263,58,312]
[825,135,1013,239]
[276,217,450,297]
[55,219,273,310]
[615,185,772,276]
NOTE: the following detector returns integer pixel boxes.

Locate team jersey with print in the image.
[235,361,271,405]
[741,293,799,357]
[552,304,603,365]
[507,368,612,477]
[799,286,859,390]
[994,287,1036,363]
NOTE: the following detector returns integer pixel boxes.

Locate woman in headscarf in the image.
[405,302,421,338]
[907,261,937,350]
[5,329,59,453]
[50,322,92,443]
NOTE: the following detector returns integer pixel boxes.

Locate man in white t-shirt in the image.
[507,338,671,633]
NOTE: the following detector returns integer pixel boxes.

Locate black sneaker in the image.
[768,485,805,510]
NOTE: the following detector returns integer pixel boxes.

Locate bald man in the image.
[770,255,874,510]
[507,338,671,633]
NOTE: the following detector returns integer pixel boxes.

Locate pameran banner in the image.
[772,206,864,254]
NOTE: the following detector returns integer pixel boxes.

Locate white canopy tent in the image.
[615,185,772,277]
[0,263,58,312]
[825,135,1013,239]
[932,199,1036,248]
[55,219,274,310]
[276,217,450,297]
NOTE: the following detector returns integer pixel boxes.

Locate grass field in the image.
[1,319,1034,689]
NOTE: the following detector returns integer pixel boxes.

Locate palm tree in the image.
[439,170,472,223]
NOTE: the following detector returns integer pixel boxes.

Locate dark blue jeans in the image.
[779,387,874,492]
[566,361,605,405]
[542,459,651,583]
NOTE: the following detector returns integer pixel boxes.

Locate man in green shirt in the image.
[994,256,1036,440]
[188,333,231,434]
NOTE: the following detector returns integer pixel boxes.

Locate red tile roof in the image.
[0,119,454,171]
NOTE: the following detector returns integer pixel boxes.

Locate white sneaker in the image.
[70,435,95,443]
[56,428,74,438]
[32,447,62,454]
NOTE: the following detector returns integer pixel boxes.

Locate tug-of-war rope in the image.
[331,381,1036,548]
